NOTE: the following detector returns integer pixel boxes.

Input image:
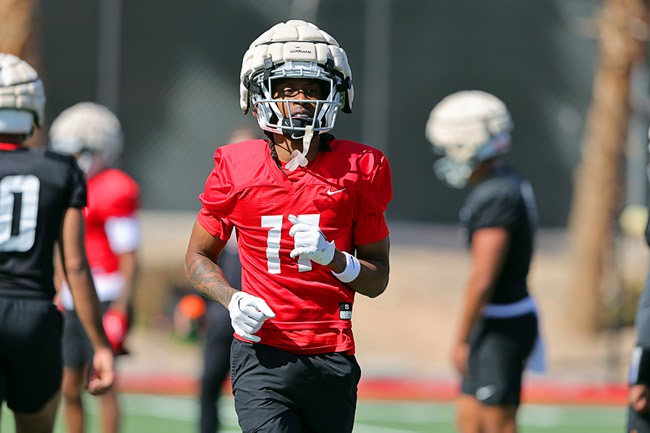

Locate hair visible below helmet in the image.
[240,20,353,140]
[49,102,123,175]
[0,53,45,135]
[425,90,513,188]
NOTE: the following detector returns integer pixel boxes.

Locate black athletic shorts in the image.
[628,406,650,433]
[230,339,361,433]
[0,297,63,413]
[461,312,538,406]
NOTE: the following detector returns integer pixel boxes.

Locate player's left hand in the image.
[87,346,115,395]
[629,384,650,414]
[288,215,335,265]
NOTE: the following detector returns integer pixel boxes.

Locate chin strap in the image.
[286,125,313,171]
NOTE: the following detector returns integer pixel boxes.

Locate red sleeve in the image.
[91,170,139,219]
[353,150,392,245]
[109,176,140,217]
[197,148,236,241]
[197,207,233,240]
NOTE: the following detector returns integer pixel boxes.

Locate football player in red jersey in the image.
[185,20,392,433]
[50,102,140,433]
[0,54,114,433]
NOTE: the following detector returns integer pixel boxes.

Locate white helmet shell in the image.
[49,102,123,173]
[425,91,513,187]
[240,20,353,137]
[0,53,45,134]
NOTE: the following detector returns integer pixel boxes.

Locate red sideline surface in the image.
[116,374,628,405]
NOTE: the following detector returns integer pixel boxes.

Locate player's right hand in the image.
[452,342,470,376]
[87,346,115,395]
[228,291,275,343]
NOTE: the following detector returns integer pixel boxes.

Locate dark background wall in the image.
[39,0,599,226]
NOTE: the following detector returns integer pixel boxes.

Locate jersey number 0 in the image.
[0,175,40,252]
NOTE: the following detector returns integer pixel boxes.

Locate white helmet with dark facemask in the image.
[425,90,513,188]
[0,53,45,135]
[49,102,123,178]
[240,20,353,170]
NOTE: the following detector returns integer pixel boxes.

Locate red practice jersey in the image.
[85,168,140,275]
[198,138,392,355]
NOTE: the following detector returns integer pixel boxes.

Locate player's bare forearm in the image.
[67,267,111,350]
[338,237,390,298]
[185,220,236,307]
[60,207,111,350]
[456,273,493,343]
[347,257,389,298]
[114,251,138,311]
[455,227,509,343]
[185,253,237,307]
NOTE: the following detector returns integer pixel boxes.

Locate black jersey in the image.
[459,165,538,304]
[0,145,86,300]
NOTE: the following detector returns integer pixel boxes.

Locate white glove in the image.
[228,292,275,343]
[288,214,335,265]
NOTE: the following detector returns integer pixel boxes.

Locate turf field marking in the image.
[78,394,626,432]
[520,404,624,428]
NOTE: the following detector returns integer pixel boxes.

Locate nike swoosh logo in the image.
[476,385,496,401]
[327,188,346,196]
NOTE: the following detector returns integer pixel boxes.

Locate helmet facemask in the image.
[249,61,343,140]
[249,60,345,171]
[77,148,109,179]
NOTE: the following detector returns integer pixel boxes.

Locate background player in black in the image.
[0,53,114,433]
[628,218,650,433]
[426,90,542,433]
[199,239,238,433]
[626,155,650,433]
[198,127,255,433]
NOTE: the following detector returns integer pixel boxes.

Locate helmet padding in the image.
[0,53,45,134]
[49,102,123,176]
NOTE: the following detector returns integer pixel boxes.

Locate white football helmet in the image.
[240,20,353,140]
[0,53,45,135]
[49,102,123,177]
[425,90,513,188]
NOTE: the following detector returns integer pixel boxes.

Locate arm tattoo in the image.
[186,254,234,307]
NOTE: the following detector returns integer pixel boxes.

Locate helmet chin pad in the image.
[281,117,320,139]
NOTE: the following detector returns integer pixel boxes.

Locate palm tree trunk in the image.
[568,0,649,333]
[0,0,43,147]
